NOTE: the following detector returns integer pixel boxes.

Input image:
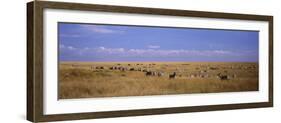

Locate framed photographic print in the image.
[27,1,273,122]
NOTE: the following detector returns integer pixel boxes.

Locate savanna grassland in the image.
[59,62,258,99]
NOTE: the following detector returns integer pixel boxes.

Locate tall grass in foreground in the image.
[59,62,258,99]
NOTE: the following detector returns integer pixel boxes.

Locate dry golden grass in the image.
[59,62,258,99]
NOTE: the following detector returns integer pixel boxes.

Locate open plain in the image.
[59,62,258,99]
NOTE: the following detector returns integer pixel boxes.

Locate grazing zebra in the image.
[142,69,148,72]
[137,68,142,71]
[169,72,176,79]
[120,67,127,71]
[129,68,135,71]
[146,71,153,76]
[157,72,164,77]
[217,73,229,80]
[199,74,209,78]
[151,71,156,76]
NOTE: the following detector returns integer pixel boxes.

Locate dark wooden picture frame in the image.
[27,1,273,122]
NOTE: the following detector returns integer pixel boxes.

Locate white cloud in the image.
[96,46,125,53]
[59,44,65,49]
[213,50,231,54]
[67,46,76,50]
[80,25,124,34]
[60,45,255,59]
[99,46,105,50]
[91,47,236,57]
[127,49,230,56]
[147,45,160,49]
[59,44,77,50]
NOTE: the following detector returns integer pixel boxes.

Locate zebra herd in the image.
[86,64,238,80]
[145,71,165,77]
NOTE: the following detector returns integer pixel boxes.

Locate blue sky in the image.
[58,23,259,62]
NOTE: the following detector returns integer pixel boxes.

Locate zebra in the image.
[157,72,164,77]
[169,72,176,79]
[217,73,229,80]
[146,71,153,76]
